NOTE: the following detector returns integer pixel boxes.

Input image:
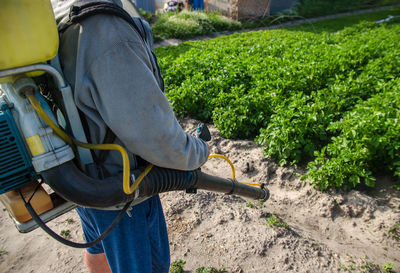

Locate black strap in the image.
[20,188,132,249]
[61,2,141,169]
[59,1,145,43]
[78,110,116,176]
[97,127,117,163]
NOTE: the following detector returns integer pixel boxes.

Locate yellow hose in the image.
[129,164,154,194]
[208,154,261,187]
[208,154,236,179]
[27,94,140,194]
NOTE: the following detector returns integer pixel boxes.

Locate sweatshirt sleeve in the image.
[79,39,208,170]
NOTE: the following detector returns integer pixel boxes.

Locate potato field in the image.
[155,18,400,190]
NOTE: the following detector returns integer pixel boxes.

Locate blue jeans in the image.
[76,195,170,273]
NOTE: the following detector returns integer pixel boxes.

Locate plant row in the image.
[304,82,400,189]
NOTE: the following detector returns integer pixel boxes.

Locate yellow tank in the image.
[0,183,54,223]
[0,0,59,83]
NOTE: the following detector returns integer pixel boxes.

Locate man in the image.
[50,0,209,272]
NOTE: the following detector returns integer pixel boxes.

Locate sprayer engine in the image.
[0,101,36,193]
[0,78,77,232]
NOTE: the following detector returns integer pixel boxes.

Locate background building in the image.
[204,0,297,20]
[137,0,298,19]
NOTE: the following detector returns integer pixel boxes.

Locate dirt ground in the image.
[0,118,399,273]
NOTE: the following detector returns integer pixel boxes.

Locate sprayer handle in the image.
[194,123,211,142]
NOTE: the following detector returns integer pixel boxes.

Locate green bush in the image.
[152,11,241,40]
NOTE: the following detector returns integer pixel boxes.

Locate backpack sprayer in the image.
[0,0,269,247]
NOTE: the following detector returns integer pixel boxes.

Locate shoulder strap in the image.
[58,1,159,171]
[59,2,144,42]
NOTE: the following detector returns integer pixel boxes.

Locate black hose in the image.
[135,166,199,197]
[19,189,132,248]
[196,172,270,201]
[42,161,269,208]
[41,162,199,208]
[41,161,134,207]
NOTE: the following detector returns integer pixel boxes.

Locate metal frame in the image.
[0,64,88,233]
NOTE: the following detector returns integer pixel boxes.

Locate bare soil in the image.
[1,118,399,273]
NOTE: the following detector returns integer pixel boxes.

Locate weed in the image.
[346,262,356,271]
[257,200,266,207]
[195,266,227,273]
[339,262,356,272]
[169,260,186,273]
[246,202,254,208]
[0,249,8,255]
[359,259,380,273]
[60,229,71,239]
[339,264,347,271]
[348,263,356,271]
[267,214,289,229]
[65,218,75,224]
[382,262,395,273]
[247,201,266,208]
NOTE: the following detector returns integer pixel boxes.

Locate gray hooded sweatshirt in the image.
[51,0,208,175]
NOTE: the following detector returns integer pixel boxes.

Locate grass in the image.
[0,249,8,255]
[195,267,227,273]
